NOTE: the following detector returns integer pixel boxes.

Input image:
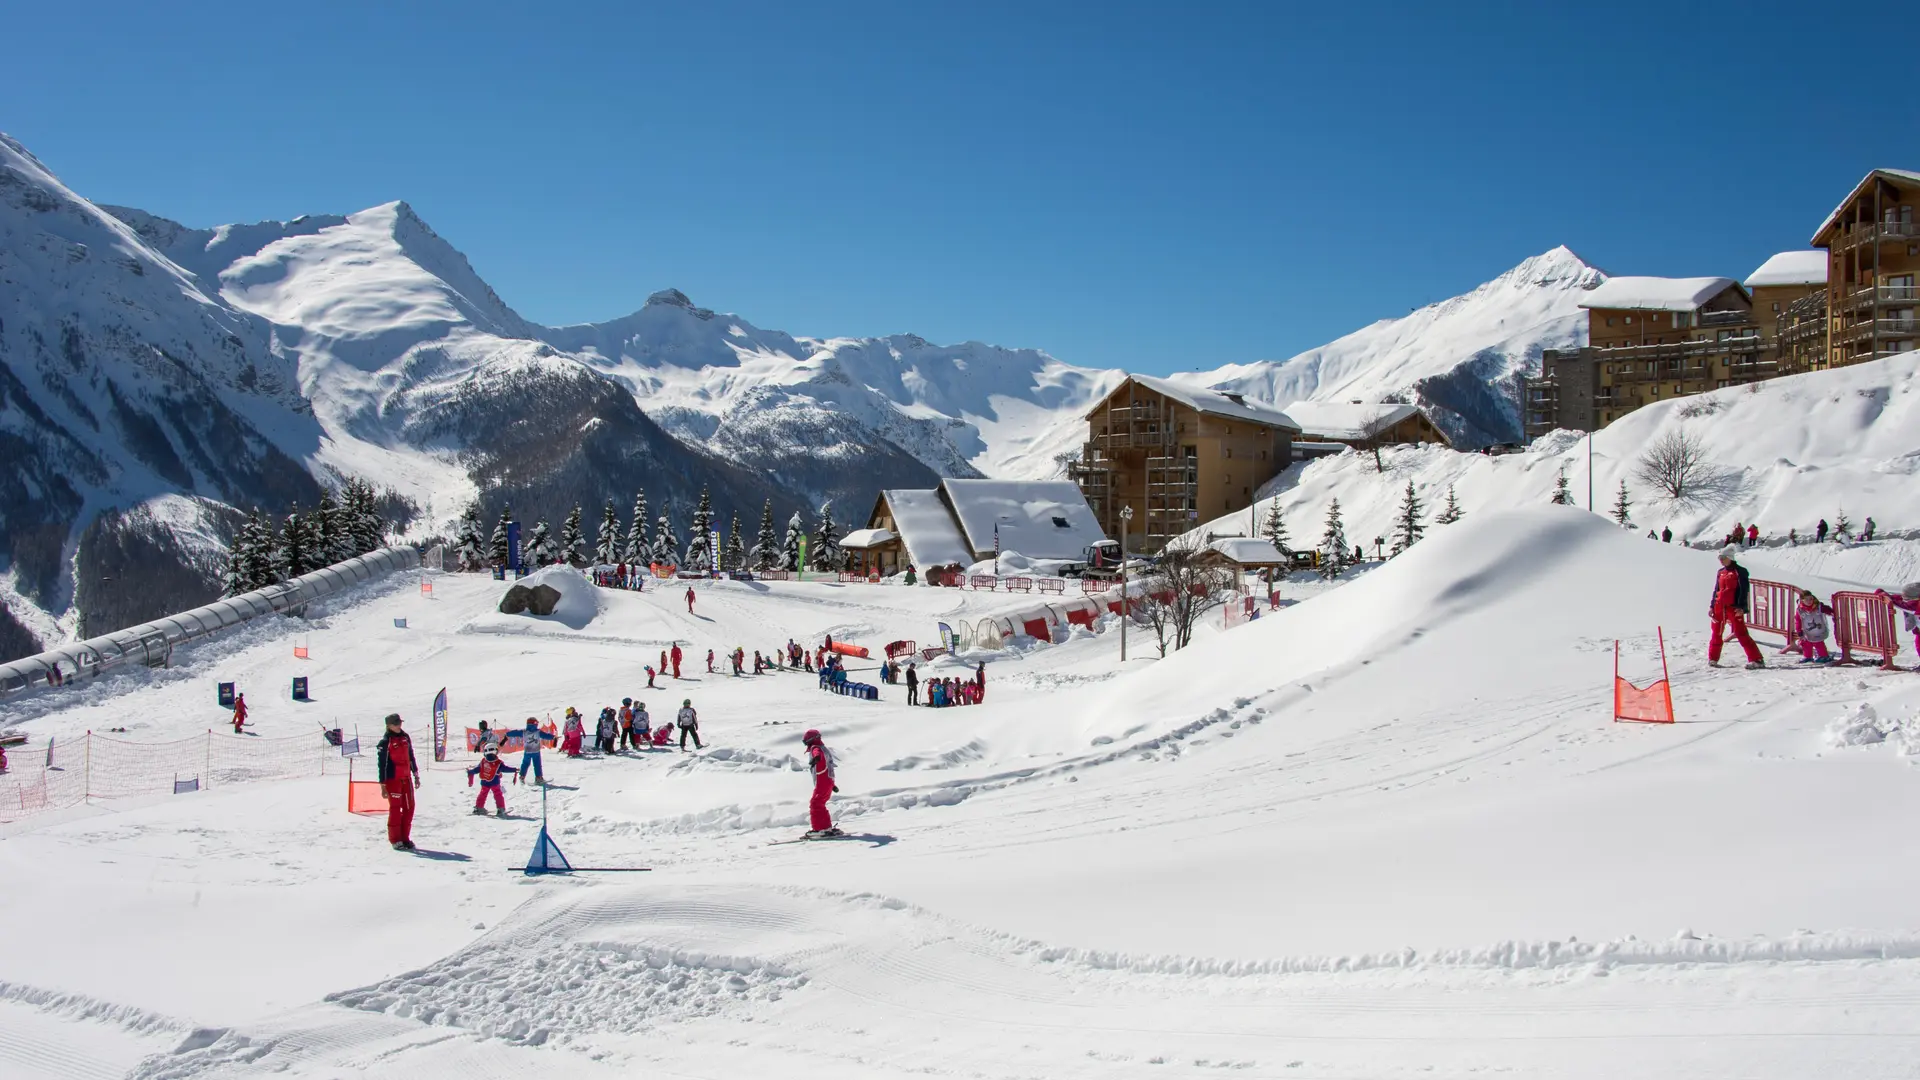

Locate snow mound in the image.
[468,566,603,633]
[1824,702,1920,755]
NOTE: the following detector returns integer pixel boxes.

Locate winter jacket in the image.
[1794,602,1832,643]
[596,712,619,740]
[1710,563,1751,616]
[1886,593,1920,633]
[376,729,418,784]
[676,706,698,730]
[808,742,835,784]
[467,756,512,785]
[522,725,554,753]
[632,707,651,734]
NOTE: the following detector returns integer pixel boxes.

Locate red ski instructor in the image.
[376,712,422,850]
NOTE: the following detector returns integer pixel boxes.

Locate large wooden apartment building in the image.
[1524,167,1915,438]
[1069,375,1299,554]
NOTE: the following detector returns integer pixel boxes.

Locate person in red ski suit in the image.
[1746,524,1759,547]
[231,692,248,733]
[560,708,585,757]
[707,648,715,673]
[467,745,517,816]
[670,644,683,679]
[376,713,420,850]
[685,587,696,614]
[1708,546,1764,668]
[1875,582,1920,662]
[803,729,839,836]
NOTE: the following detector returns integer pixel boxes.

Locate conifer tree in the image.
[489,506,514,568]
[299,507,328,569]
[1611,480,1633,527]
[752,500,780,571]
[525,520,553,566]
[724,511,745,572]
[1834,506,1853,539]
[596,500,621,564]
[651,512,680,566]
[278,509,312,580]
[782,510,805,571]
[623,491,649,562]
[222,523,249,596]
[1261,500,1289,556]
[1435,485,1464,525]
[560,505,585,566]
[1318,498,1349,580]
[1550,467,1574,506]
[684,486,715,569]
[1392,481,1425,555]
[344,478,386,555]
[241,509,278,589]
[810,501,842,572]
[314,490,346,565]
[454,505,484,570]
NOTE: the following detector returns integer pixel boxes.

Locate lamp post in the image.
[1120,505,1134,662]
[1374,536,1385,561]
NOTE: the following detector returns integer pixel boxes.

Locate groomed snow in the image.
[1578,275,1739,312]
[5,508,1920,1078]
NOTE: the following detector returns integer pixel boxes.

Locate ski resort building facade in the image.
[852,481,1108,576]
[1525,167,1916,439]
[1069,375,1299,554]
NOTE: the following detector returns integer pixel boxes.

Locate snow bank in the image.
[469,566,602,633]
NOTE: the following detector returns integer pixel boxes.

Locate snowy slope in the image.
[5,511,1920,1078]
[1185,350,1920,570]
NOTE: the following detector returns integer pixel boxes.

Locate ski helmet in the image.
[802,729,821,745]
[623,697,632,706]
[483,745,498,757]
[683,698,691,706]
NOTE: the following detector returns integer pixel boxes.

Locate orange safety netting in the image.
[1613,630,1675,724]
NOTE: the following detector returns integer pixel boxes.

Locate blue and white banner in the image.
[432,688,449,763]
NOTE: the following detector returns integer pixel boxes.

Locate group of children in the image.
[556,697,704,756]
[1785,582,1920,665]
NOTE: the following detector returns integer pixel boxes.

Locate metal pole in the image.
[1119,512,1128,662]
[1587,432,1594,511]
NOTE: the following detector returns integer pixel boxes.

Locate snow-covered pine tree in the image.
[1391,481,1425,555]
[1318,498,1348,580]
[1435,485,1463,525]
[810,501,841,572]
[1834,506,1853,539]
[1611,480,1633,527]
[345,478,386,555]
[724,512,745,572]
[454,504,484,570]
[560,505,585,566]
[1550,467,1574,506]
[751,500,780,571]
[313,490,345,565]
[222,524,249,596]
[525,520,553,567]
[782,511,805,571]
[299,506,329,569]
[684,486,714,570]
[651,512,680,567]
[595,500,621,564]
[623,491,648,562]
[488,506,514,568]
[1261,500,1289,556]
[278,509,312,580]
[241,510,278,589]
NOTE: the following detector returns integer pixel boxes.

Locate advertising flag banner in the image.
[433,687,450,762]
[798,536,808,582]
[507,522,523,574]
[710,530,721,574]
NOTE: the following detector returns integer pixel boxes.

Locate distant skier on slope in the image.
[467,744,517,816]
[230,692,248,734]
[1708,546,1765,669]
[676,698,703,750]
[670,643,683,679]
[803,729,841,838]
[686,587,697,614]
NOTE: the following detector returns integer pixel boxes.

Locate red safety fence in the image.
[885,640,918,660]
[1081,575,1117,594]
[970,575,999,591]
[1006,577,1033,592]
[757,570,792,581]
[1833,591,1900,669]
[1614,630,1675,724]
[0,729,345,822]
[919,647,947,661]
[1746,579,1801,644]
[1038,578,1065,594]
[836,572,863,583]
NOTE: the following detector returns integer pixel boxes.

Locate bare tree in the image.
[1353,405,1402,473]
[1633,430,1713,504]
[1135,543,1236,654]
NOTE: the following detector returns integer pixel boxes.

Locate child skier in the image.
[1876,583,1920,663]
[561,708,585,757]
[596,707,620,754]
[803,729,841,838]
[1794,590,1834,664]
[230,692,249,734]
[707,648,715,674]
[519,717,554,783]
[632,701,652,748]
[645,665,658,689]
[676,698,703,750]
[619,699,637,750]
[467,744,517,816]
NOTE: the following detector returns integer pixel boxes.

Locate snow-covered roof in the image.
[1578,277,1741,313]
[1204,537,1289,565]
[1280,401,1420,441]
[938,479,1109,561]
[1811,168,1920,243]
[1744,251,1828,288]
[839,527,895,550]
[879,490,972,569]
[1115,374,1302,432]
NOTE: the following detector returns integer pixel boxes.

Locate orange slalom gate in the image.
[1614,629,1675,724]
[1833,591,1899,669]
[347,759,387,814]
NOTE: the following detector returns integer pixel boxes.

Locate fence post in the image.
[84,731,92,800]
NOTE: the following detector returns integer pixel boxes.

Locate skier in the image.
[659,650,669,680]
[0,742,8,774]
[1747,524,1759,548]
[561,707,585,757]
[518,717,554,783]
[632,701,652,749]
[375,713,420,851]
[906,662,919,706]
[230,692,249,734]
[803,729,841,838]
[474,720,498,752]
[618,699,637,750]
[645,665,658,689]
[707,648,716,674]
[670,643,683,679]
[1707,545,1764,669]
[676,698,703,751]
[1661,526,1672,544]
[596,707,619,754]
[975,662,986,698]
[685,587,697,614]
[1875,583,1920,661]
[1789,528,1798,546]
[1817,519,1829,543]
[1794,591,1834,664]
[467,744,518,816]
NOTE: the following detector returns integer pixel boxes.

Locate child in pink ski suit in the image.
[467,745,517,816]
[1793,590,1833,663]
[803,728,840,837]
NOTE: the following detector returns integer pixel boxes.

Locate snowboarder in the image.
[561,708,585,757]
[670,643,683,679]
[1661,526,1672,544]
[803,729,840,838]
[906,662,919,706]
[230,692,248,734]
[685,587,697,614]
[1794,591,1834,664]
[519,717,554,783]
[1875,583,1920,661]
[467,744,517,816]
[376,713,420,851]
[676,698,703,750]
[1708,546,1765,669]
[1816,519,1829,543]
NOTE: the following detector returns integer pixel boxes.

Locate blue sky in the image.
[7,2,1901,373]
